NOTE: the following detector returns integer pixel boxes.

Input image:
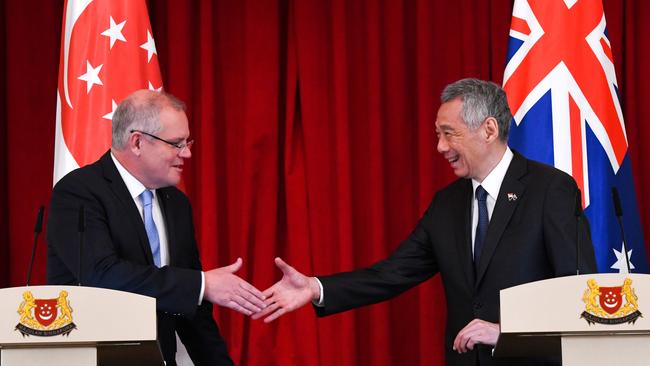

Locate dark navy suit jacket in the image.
[47,151,233,366]
[316,151,597,366]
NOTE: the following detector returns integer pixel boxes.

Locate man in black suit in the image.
[47,90,266,365]
[253,79,597,365]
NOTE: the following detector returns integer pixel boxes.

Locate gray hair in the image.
[441,78,512,142]
[111,90,186,149]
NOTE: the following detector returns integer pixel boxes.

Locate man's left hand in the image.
[452,319,500,353]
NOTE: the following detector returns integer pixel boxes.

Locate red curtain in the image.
[2,1,650,365]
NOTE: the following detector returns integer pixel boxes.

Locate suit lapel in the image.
[99,151,155,265]
[475,152,527,287]
[455,179,476,290]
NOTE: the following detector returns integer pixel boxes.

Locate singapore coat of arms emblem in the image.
[15,290,76,336]
[581,278,642,325]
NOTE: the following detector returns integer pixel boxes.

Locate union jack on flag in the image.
[503,0,648,273]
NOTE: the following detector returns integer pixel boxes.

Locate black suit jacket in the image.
[46,151,234,366]
[316,151,597,366]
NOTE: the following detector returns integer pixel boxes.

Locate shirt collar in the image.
[471,147,513,200]
[110,152,153,200]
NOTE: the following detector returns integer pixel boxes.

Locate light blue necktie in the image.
[140,189,161,267]
[474,185,489,267]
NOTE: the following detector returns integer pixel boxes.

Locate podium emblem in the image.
[581,278,642,325]
[15,290,77,336]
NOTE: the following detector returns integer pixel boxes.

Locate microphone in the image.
[612,187,632,273]
[26,206,45,286]
[574,190,582,275]
[78,205,85,286]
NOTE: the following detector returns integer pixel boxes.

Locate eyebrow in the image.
[436,125,454,132]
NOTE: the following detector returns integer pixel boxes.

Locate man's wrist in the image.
[310,277,324,306]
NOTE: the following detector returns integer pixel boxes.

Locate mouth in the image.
[447,155,460,164]
[172,164,183,171]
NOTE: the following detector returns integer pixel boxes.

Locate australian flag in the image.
[503,0,648,273]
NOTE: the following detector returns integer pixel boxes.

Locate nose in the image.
[179,146,192,159]
[437,136,448,154]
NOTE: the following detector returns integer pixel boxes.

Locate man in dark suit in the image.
[47,90,266,365]
[253,79,597,365]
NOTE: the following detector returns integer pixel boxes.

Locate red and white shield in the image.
[34,299,58,327]
[599,286,623,314]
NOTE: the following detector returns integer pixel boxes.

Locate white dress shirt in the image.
[470,147,513,255]
[111,152,205,304]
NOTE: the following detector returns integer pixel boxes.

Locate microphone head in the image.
[34,206,45,233]
[612,187,623,217]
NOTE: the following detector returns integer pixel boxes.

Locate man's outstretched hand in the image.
[204,258,266,316]
[252,257,320,322]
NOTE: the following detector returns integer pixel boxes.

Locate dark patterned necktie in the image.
[474,185,489,265]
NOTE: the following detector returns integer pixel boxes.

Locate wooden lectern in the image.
[0,285,163,366]
[495,273,650,366]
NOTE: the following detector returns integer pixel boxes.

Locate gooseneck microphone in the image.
[78,205,85,286]
[574,190,582,275]
[26,206,45,286]
[612,187,632,273]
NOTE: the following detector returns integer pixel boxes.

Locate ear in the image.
[483,117,500,143]
[128,132,143,156]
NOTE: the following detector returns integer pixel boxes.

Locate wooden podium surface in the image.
[495,273,650,365]
[0,285,163,366]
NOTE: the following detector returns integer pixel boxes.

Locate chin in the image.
[169,176,183,186]
[452,169,469,178]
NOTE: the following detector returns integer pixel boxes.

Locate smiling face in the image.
[435,98,494,181]
[137,106,191,188]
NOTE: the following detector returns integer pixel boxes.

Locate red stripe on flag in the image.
[510,16,531,36]
[600,37,614,65]
[569,95,585,208]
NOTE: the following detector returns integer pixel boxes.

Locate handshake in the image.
[203,257,318,322]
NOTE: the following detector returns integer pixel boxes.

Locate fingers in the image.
[274,257,295,275]
[261,283,277,299]
[252,299,288,323]
[263,305,287,323]
[226,300,255,316]
[454,327,480,353]
[453,319,500,353]
[252,300,279,320]
[232,294,263,313]
[222,257,243,273]
[238,282,266,308]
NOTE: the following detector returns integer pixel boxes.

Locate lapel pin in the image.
[507,193,518,201]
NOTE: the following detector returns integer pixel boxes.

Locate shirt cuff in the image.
[198,271,205,305]
[312,277,325,307]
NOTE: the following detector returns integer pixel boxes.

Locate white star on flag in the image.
[100,16,127,49]
[77,60,104,93]
[102,99,117,120]
[55,0,164,184]
[148,81,163,92]
[140,30,157,62]
[610,243,635,273]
